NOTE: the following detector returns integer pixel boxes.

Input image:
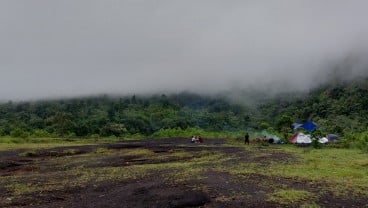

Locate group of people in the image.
[189,133,266,145]
[246,134,273,144]
[255,135,268,142]
[191,135,203,143]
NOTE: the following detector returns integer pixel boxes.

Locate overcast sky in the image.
[1,0,368,101]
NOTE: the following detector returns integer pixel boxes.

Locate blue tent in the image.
[293,121,317,132]
[301,121,317,132]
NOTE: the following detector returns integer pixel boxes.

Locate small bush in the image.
[10,128,30,138]
[356,133,368,153]
[89,134,100,139]
[31,129,50,138]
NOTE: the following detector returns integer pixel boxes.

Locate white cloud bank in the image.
[1,0,368,100]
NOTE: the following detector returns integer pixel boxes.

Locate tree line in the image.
[0,79,367,140]
[0,93,251,138]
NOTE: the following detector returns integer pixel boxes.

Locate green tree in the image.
[260,122,270,130]
[276,115,293,142]
[47,112,75,136]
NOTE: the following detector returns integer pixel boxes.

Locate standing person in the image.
[244,132,250,145]
[198,136,203,143]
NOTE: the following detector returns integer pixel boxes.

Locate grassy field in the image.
[0,137,121,151]
[0,138,367,207]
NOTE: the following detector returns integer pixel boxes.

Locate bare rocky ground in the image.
[0,138,367,208]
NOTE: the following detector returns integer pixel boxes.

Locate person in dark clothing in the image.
[244,133,250,145]
[198,136,203,143]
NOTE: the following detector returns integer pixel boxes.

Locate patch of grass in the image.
[162,151,231,184]
[5,182,36,195]
[94,147,113,154]
[215,145,368,198]
[267,189,316,205]
[19,150,37,157]
[63,149,79,155]
[169,150,193,158]
[0,137,67,144]
[0,149,231,198]
[0,164,151,196]
[0,143,82,151]
[0,137,108,151]
[2,140,367,206]
[353,159,368,167]
[300,202,321,208]
[119,148,154,157]
[269,147,368,196]
[246,146,368,197]
[218,162,258,176]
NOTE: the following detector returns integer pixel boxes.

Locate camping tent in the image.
[318,137,328,144]
[301,121,317,132]
[289,133,312,144]
[293,121,317,132]
[327,134,339,142]
[318,135,339,143]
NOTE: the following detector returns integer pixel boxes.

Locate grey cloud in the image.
[1,0,368,101]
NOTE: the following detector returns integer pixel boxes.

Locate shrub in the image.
[10,128,29,138]
[31,129,50,138]
[356,133,368,153]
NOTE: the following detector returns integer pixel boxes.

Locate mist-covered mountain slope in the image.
[0,79,367,138]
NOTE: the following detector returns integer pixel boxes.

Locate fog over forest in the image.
[1,0,368,101]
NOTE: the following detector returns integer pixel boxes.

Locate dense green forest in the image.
[258,79,368,136]
[0,93,251,138]
[0,79,367,141]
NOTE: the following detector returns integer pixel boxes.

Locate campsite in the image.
[1,138,367,208]
[2,1,368,207]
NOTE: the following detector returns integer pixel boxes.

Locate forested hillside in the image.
[0,93,251,138]
[258,79,368,136]
[0,79,367,139]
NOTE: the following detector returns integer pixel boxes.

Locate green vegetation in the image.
[258,79,368,144]
[5,182,36,196]
[94,147,113,154]
[18,150,36,157]
[268,189,316,204]
[63,149,79,155]
[1,148,228,198]
[1,79,367,207]
[0,79,367,151]
[0,139,367,207]
[0,93,250,139]
[221,145,368,197]
[270,147,368,196]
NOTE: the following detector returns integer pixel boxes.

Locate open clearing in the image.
[0,138,367,208]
